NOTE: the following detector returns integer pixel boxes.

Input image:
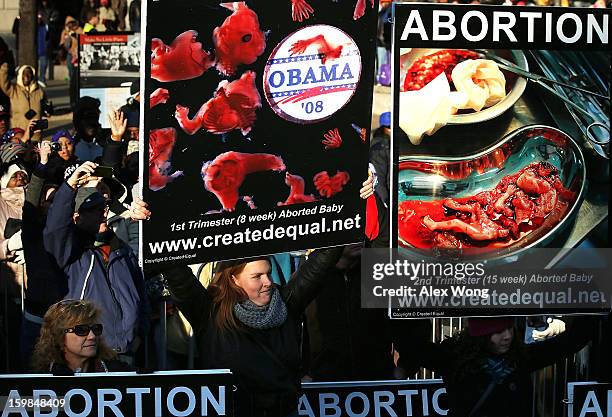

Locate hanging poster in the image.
[79,33,141,89]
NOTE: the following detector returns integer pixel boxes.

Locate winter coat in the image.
[0,186,25,297]
[74,138,104,162]
[396,317,596,417]
[305,261,394,381]
[40,5,62,50]
[49,358,132,375]
[98,6,117,31]
[101,139,128,183]
[60,17,82,62]
[37,24,48,58]
[43,182,147,354]
[129,0,140,32]
[111,0,128,31]
[44,154,79,186]
[22,172,66,318]
[0,65,45,131]
[164,246,343,417]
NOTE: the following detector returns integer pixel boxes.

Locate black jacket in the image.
[305,261,393,381]
[164,246,343,417]
[49,358,133,375]
[22,171,67,317]
[44,154,79,186]
[396,317,596,417]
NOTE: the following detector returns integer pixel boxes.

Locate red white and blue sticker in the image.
[263,25,361,124]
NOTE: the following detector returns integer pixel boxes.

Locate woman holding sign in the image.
[160,247,343,417]
[394,316,597,417]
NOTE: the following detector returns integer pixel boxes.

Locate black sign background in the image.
[141,0,379,268]
[567,382,612,417]
[300,379,448,417]
[393,5,610,50]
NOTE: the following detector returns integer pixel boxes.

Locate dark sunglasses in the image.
[64,323,103,337]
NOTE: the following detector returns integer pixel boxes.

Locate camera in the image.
[42,100,54,117]
[24,109,37,120]
[31,119,48,132]
[49,142,62,153]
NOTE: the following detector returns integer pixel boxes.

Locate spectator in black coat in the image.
[20,140,67,369]
[304,244,395,381]
[394,316,598,417]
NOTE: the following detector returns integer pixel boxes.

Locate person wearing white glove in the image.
[532,318,566,342]
[13,249,25,265]
[7,229,22,252]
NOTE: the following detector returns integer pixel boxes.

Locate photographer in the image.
[44,129,79,186]
[43,161,149,364]
[0,64,47,132]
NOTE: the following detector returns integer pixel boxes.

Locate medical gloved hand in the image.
[532,318,566,341]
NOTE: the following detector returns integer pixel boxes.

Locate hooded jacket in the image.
[43,182,147,354]
[0,64,45,131]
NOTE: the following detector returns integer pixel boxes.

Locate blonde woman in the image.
[32,299,131,374]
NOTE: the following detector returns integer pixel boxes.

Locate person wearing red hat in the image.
[394,316,597,417]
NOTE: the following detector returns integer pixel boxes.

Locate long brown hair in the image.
[208,257,270,333]
[31,300,117,372]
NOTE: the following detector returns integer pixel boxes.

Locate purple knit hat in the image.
[51,129,74,143]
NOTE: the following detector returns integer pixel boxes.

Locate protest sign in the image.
[300,379,447,417]
[140,0,378,268]
[567,382,612,417]
[0,370,232,417]
[388,4,610,317]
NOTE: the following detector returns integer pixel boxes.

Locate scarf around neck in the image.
[233,286,287,330]
[483,357,514,384]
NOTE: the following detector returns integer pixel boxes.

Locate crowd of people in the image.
[0,80,607,417]
[5,0,141,111]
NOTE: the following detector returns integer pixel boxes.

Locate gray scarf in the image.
[233,286,287,329]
